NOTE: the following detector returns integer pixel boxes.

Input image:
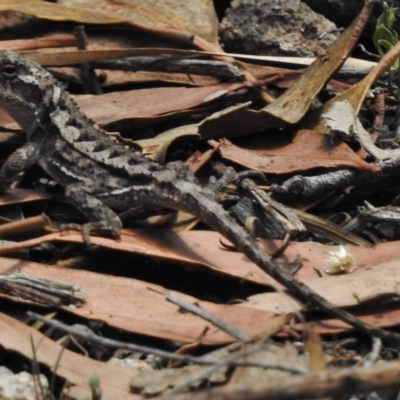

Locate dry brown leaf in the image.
[138,124,200,162]
[316,101,394,160]
[31,47,292,87]
[132,338,299,396]
[179,0,375,135]
[77,82,245,128]
[244,259,400,314]
[216,54,376,74]
[0,0,220,51]
[101,69,219,87]
[0,34,76,51]
[341,40,400,114]
[309,40,400,136]
[1,231,400,335]
[311,306,400,336]
[0,188,50,206]
[0,230,274,285]
[255,0,375,126]
[199,102,272,139]
[26,48,223,66]
[0,257,283,344]
[0,107,16,126]
[41,50,219,87]
[305,325,327,372]
[1,230,400,291]
[0,312,141,399]
[185,147,221,174]
[131,360,229,396]
[2,83,245,139]
[172,211,199,232]
[229,342,307,387]
[209,130,380,174]
[0,0,124,24]
[60,0,219,44]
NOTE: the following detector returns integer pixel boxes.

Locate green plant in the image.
[89,373,102,400]
[373,6,399,67]
[372,6,400,94]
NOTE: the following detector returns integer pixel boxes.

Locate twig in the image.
[164,292,251,341]
[0,273,86,306]
[0,213,51,236]
[27,312,308,373]
[240,178,305,235]
[73,25,102,94]
[271,155,400,206]
[362,337,382,366]
[93,57,244,81]
[161,357,400,400]
[370,88,385,136]
[163,340,288,397]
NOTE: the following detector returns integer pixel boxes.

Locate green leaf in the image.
[377,7,398,30]
[373,7,399,58]
[378,26,396,44]
[378,38,395,51]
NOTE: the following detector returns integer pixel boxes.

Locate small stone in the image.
[220,0,339,57]
[0,366,49,400]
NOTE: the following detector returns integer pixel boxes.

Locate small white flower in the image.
[325,245,357,275]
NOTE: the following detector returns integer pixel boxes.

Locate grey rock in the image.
[0,366,49,400]
[220,0,339,57]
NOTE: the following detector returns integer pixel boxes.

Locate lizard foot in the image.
[208,167,266,193]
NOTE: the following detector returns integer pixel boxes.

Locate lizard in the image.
[0,50,398,345]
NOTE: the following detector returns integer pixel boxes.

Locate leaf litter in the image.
[0,0,400,399]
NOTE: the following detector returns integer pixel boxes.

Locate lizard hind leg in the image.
[60,183,122,245]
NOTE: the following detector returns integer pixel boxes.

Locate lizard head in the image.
[0,50,57,134]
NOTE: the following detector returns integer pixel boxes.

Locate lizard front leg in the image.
[0,142,39,192]
[62,182,122,243]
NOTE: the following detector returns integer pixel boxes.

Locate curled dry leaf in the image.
[256,0,375,126]
[0,256,283,345]
[316,100,400,160]
[209,130,380,175]
[308,33,400,136]
[0,312,140,399]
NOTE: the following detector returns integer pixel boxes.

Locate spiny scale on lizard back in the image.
[0,50,164,177]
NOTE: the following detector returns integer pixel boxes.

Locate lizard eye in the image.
[1,64,17,78]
